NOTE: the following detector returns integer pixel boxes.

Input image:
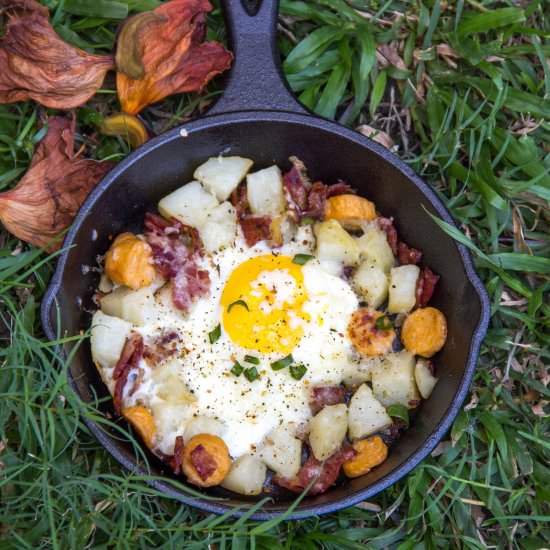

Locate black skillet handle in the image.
[208,0,308,116]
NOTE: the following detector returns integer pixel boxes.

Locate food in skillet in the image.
[90,156,445,495]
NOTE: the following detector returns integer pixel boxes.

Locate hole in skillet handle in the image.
[240,0,261,16]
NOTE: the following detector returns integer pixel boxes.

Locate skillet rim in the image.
[41,110,490,520]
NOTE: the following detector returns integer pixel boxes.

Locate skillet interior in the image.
[42,111,488,519]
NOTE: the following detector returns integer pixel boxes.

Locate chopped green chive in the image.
[292,254,314,265]
[208,324,221,343]
[289,364,307,380]
[244,366,259,382]
[244,355,260,365]
[270,354,294,371]
[301,216,315,225]
[387,403,409,427]
[230,361,244,376]
[375,315,394,331]
[227,299,249,313]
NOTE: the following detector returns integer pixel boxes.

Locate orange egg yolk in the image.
[221,254,309,354]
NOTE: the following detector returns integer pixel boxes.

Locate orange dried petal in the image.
[115,0,232,115]
[0,0,114,109]
[0,116,112,250]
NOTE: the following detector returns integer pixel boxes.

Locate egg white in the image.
[125,231,360,457]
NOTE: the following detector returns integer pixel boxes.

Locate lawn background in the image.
[1,0,549,548]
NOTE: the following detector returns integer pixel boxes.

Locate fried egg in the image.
[123,232,360,457]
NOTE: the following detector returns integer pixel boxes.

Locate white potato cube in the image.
[90,310,132,369]
[158,181,218,228]
[371,350,420,407]
[246,165,285,216]
[194,156,253,201]
[101,286,159,325]
[258,426,302,479]
[353,261,389,308]
[356,225,395,273]
[221,454,267,495]
[342,357,382,387]
[151,401,196,455]
[152,360,197,406]
[315,220,360,266]
[309,404,348,461]
[348,383,392,440]
[415,358,438,399]
[388,265,420,314]
[199,201,237,252]
[183,416,225,443]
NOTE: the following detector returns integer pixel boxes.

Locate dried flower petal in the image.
[0,0,114,109]
[115,12,166,80]
[116,0,233,115]
[0,115,113,250]
[100,112,149,147]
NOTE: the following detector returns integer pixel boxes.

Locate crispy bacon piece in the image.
[190,444,217,481]
[326,182,353,198]
[230,183,249,220]
[113,333,144,412]
[274,445,356,495]
[303,181,355,220]
[171,435,185,474]
[415,267,440,307]
[143,212,210,312]
[143,329,179,367]
[239,216,272,247]
[309,385,347,415]
[397,242,423,265]
[282,156,311,213]
[377,217,398,256]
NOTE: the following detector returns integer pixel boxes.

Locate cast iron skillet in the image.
[41,0,490,520]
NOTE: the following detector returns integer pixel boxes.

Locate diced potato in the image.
[98,273,114,293]
[387,265,420,314]
[401,307,447,358]
[270,212,297,247]
[90,310,132,370]
[348,383,392,440]
[342,357,382,387]
[246,165,285,216]
[194,156,253,201]
[353,261,389,308]
[199,201,237,252]
[151,400,196,455]
[309,404,348,460]
[101,285,158,325]
[356,225,395,273]
[325,194,377,229]
[221,454,267,495]
[158,181,218,227]
[371,350,420,407]
[258,426,302,479]
[152,360,198,406]
[183,416,225,443]
[415,358,438,399]
[315,220,360,266]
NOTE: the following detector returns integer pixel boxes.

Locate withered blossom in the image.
[0,0,114,109]
[116,0,232,115]
[0,115,113,250]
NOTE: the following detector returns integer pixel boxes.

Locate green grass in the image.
[1,0,550,548]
